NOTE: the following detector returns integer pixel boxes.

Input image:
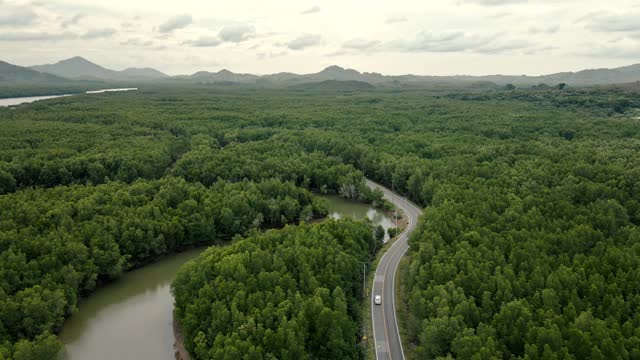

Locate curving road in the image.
[367,180,423,360]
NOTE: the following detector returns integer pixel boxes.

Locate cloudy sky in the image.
[1,0,639,76]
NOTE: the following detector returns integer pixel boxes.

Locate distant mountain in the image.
[540,64,640,86]
[18,56,640,87]
[289,80,375,91]
[119,67,168,80]
[313,65,365,81]
[260,64,640,87]
[427,64,640,86]
[31,56,113,80]
[259,72,303,83]
[31,56,168,81]
[260,66,386,85]
[0,60,71,85]
[187,69,259,83]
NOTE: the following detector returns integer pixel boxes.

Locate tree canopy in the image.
[1,83,640,358]
[172,220,377,360]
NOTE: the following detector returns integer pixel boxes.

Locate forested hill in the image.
[0,60,107,98]
[0,61,70,85]
[30,56,168,81]
[7,56,640,86]
[1,84,640,358]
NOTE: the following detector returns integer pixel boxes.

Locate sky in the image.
[1,0,639,76]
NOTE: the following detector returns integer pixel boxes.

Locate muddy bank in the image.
[173,313,191,360]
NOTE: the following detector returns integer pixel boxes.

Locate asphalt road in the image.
[367,179,423,360]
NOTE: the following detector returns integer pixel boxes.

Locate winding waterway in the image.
[58,248,204,360]
[57,195,393,359]
[324,195,396,242]
[0,88,138,107]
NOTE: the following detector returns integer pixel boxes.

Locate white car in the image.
[374,295,382,305]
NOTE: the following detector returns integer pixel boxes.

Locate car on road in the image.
[374,295,382,305]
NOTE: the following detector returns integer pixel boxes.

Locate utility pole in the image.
[392,179,398,229]
[361,260,367,343]
[363,262,366,299]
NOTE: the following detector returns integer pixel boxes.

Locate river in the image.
[0,88,138,107]
[57,248,204,360]
[57,195,393,359]
[324,195,396,242]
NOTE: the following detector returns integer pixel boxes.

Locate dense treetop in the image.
[172,220,377,360]
[0,177,326,357]
[1,84,639,358]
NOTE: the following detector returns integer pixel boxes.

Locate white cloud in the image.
[578,41,640,59]
[0,31,77,41]
[488,11,512,18]
[158,14,192,33]
[61,13,84,28]
[184,24,256,47]
[0,6,38,27]
[186,36,222,47]
[82,27,116,39]
[392,31,490,53]
[257,50,288,59]
[460,0,527,5]
[386,16,407,24]
[528,26,558,35]
[219,24,255,42]
[287,34,322,50]
[340,30,533,55]
[523,45,556,55]
[121,38,154,47]
[301,6,320,15]
[343,38,381,50]
[1,0,638,76]
[583,12,640,32]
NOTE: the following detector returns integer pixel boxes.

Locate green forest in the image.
[172,220,376,359]
[0,177,327,358]
[1,84,640,359]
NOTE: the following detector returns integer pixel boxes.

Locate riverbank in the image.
[316,194,398,242]
[169,193,397,359]
[58,248,206,360]
[59,194,387,359]
[0,88,137,106]
[173,312,190,360]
